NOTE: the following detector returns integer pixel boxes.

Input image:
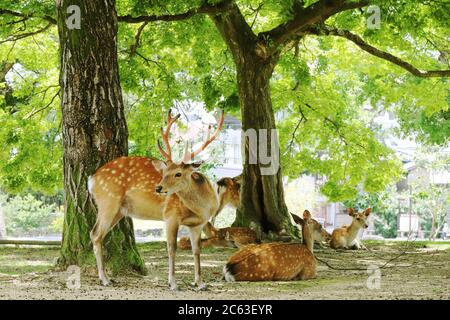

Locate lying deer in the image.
[216,174,241,214]
[178,235,235,250]
[178,225,258,250]
[88,109,224,289]
[309,218,332,246]
[330,208,371,250]
[223,210,316,281]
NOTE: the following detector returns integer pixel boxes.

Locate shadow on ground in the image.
[0,241,449,299]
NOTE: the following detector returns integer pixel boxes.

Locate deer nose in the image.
[155,186,163,193]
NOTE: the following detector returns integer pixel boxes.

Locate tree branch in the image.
[314,26,450,78]
[261,0,369,48]
[209,1,258,61]
[129,22,149,56]
[26,88,60,119]
[117,0,233,23]
[1,1,233,26]
[0,8,56,24]
[0,22,53,44]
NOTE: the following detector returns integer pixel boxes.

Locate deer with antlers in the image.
[88,109,224,289]
[223,210,316,282]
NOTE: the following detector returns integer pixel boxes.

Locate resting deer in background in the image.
[330,208,371,250]
[178,224,258,250]
[223,210,316,282]
[88,109,224,289]
[309,218,332,247]
[216,174,241,214]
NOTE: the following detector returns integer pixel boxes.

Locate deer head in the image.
[291,210,314,253]
[216,174,242,211]
[348,208,371,229]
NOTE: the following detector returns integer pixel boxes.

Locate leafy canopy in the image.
[0,0,448,201]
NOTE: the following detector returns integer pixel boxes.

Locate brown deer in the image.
[309,218,332,246]
[223,210,316,281]
[177,235,235,250]
[88,109,224,289]
[216,174,241,214]
[178,224,258,250]
[330,208,371,250]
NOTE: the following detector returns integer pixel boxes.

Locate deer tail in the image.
[223,263,236,282]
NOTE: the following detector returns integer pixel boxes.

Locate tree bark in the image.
[211,6,296,237]
[56,0,145,274]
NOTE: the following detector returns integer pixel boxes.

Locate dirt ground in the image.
[0,240,449,300]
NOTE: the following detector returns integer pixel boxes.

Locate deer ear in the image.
[364,208,372,216]
[191,161,204,168]
[233,179,241,190]
[152,160,167,174]
[303,210,311,220]
[217,177,230,187]
[291,213,304,226]
[191,172,205,184]
[348,208,356,216]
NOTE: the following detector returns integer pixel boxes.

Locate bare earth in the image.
[0,241,449,300]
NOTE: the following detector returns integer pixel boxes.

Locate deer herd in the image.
[88,110,372,289]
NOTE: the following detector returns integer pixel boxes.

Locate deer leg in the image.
[165,218,179,291]
[188,224,206,290]
[90,203,123,286]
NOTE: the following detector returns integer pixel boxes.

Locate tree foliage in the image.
[0,0,449,204]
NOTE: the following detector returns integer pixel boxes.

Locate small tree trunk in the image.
[56,0,145,274]
[0,202,6,238]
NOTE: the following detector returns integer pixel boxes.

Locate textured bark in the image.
[56,0,145,274]
[211,6,296,237]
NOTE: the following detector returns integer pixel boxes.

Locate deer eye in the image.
[175,172,182,177]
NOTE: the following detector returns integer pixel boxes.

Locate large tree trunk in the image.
[56,0,145,274]
[211,6,296,237]
[235,55,294,236]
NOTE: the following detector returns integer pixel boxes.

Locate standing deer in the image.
[88,109,224,289]
[223,210,316,281]
[330,208,371,250]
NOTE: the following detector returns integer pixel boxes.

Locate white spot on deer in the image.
[111,170,116,174]
[88,176,95,194]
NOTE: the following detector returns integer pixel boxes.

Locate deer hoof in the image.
[196,282,208,291]
[100,279,112,286]
[169,283,178,291]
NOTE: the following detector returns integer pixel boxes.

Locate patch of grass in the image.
[0,264,52,275]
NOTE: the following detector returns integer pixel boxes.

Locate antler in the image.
[183,110,225,162]
[157,109,180,161]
